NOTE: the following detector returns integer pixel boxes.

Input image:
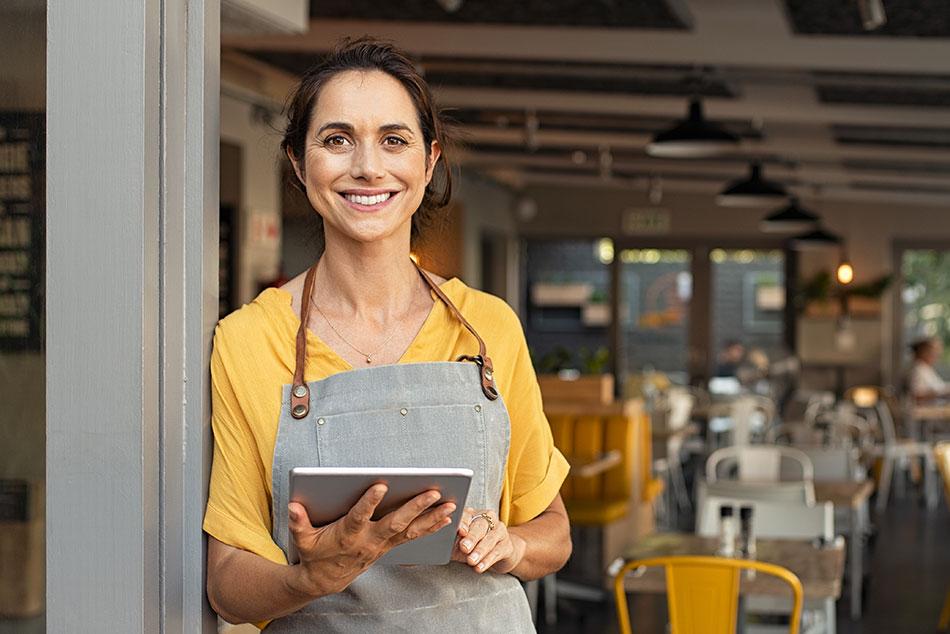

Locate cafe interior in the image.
[209,2,950,632]
[2,1,950,633]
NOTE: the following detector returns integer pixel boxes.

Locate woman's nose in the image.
[350,144,385,181]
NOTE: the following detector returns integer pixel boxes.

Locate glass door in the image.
[620,248,692,384]
[709,248,786,384]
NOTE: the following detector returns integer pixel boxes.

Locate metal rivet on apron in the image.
[474,404,481,413]
[400,408,408,416]
[484,368,493,380]
[292,405,307,417]
[317,417,326,425]
[292,385,307,398]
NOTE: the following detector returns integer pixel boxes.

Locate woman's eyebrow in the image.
[316,121,353,135]
[379,123,413,134]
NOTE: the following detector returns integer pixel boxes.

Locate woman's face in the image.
[290,70,440,247]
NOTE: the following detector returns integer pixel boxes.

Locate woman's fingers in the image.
[287,502,314,538]
[388,501,456,546]
[458,511,494,555]
[465,523,504,570]
[378,489,442,536]
[341,483,388,535]
[456,507,476,538]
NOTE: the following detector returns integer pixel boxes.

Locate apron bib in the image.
[266,263,535,633]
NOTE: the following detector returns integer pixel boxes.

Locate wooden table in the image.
[815,480,874,620]
[912,402,950,440]
[620,532,845,601]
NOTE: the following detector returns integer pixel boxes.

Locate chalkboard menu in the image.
[0,112,44,351]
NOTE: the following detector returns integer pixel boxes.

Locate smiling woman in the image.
[203,38,571,633]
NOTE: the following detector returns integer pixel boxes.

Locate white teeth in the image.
[345,192,392,206]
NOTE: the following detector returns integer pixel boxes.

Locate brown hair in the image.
[281,37,454,244]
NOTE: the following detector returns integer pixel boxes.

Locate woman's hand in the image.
[452,508,526,575]
[287,483,456,598]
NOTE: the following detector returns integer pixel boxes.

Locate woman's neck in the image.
[315,233,425,322]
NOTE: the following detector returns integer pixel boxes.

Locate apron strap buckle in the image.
[456,354,499,401]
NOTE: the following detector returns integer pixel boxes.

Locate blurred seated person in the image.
[714,339,746,377]
[908,337,950,403]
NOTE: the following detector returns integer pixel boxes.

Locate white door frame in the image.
[47,1,219,630]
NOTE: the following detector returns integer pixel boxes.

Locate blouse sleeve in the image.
[499,312,570,526]
[203,325,286,565]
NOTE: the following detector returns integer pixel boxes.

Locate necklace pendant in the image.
[365,356,372,364]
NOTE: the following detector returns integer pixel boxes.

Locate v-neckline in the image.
[271,278,460,371]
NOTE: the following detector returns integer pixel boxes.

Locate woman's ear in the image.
[286,146,306,187]
[424,140,442,185]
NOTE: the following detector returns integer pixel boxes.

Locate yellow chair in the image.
[613,556,803,634]
[936,442,950,630]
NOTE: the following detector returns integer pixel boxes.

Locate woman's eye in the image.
[383,136,407,146]
[323,135,350,147]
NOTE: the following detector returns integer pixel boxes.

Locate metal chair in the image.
[707,445,814,484]
[613,555,803,634]
[845,386,938,512]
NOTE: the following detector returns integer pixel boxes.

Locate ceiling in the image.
[222,0,950,205]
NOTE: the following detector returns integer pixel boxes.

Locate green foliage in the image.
[902,250,950,367]
[578,346,610,374]
[796,269,892,312]
[535,345,610,374]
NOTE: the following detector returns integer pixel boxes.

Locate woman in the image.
[204,38,571,631]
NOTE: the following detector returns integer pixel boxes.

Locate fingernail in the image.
[288,508,298,521]
[469,553,480,564]
[477,562,486,571]
[461,540,472,550]
[444,504,456,514]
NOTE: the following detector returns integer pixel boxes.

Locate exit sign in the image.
[622,208,671,235]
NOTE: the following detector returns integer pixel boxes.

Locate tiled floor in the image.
[539,497,949,634]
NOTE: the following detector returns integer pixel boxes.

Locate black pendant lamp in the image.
[759,197,819,233]
[716,161,788,207]
[646,97,740,158]
[790,226,843,251]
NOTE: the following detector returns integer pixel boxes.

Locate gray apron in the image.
[266,263,535,633]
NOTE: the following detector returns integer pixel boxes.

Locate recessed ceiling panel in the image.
[785,0,950,37]
[308,0,691,29]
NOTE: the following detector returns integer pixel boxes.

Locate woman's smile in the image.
[338,188,402,212]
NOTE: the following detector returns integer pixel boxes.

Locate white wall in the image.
[219,90,284,304]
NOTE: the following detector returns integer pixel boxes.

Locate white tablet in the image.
[287,467,473,566]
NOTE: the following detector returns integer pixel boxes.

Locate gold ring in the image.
[470,512,495,532]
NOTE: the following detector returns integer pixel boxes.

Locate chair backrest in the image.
[614,555,803,634]
[700,479,816,506]
[667,387,694,430]
[936,442,950,507]
[794,446,860,482]
[696,494,834,541]
[548,412,635,507]
[706,445,814,483]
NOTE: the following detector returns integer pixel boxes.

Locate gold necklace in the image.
[311,298,401,365]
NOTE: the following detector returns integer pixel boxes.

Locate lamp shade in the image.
[759,197,819,233]
[716,162,788,207]
[646,98,740,158]
[790,226,843,251]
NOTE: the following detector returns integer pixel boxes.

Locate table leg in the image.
[825,597,837,634]
[737,595,746,634]
[849,504,864,620]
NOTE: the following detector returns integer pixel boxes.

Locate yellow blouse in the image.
[203,278,569,567]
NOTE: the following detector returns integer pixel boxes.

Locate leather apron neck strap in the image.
[290,261,499,419]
